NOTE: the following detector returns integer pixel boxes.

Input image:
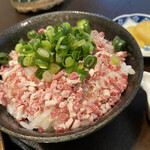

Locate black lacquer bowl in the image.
[0,11,143,143]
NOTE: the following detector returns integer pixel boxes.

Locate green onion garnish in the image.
[18,56,25,67]
[37,33,46,40]
[43,70,53,82]
[62,55,75,67]
[66,61,78,74]
[49,63,61,74]
[23,56,33,67]
[77,19,91,34]
[35,68,44,79]
[15,43,22,53]
[14,19,100,81]
[55,53,63,64]
[77,19,89,29]
[30,38,40,50]
[34,59,49,69]
[76,69,89,81]
[41,40,51,51]
[0,52,11,65]
[35,48,51,62]
[62,22,71,33]
[84,55,97,69]
[110,55,120,65]
[20,45,33,54]
[27,30,37,40]
[112,36,126,51]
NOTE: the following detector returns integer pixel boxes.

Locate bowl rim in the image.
[0,10,144,143]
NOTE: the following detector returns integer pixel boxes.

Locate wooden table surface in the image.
[0,132,4,150]
[0,0,150,150]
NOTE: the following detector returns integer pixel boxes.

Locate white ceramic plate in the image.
[113,13,150,57]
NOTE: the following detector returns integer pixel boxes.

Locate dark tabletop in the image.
[1,0,150,150]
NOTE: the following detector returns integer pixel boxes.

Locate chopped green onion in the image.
[35,68,44,79]
[14,19,97,81]
[20,45,33,54]
[110,55,120,65]
[42,70,53,82]
[65,57,74,66]
[70,39,86,50]
[50,52,55,63]
[27,30,37,40]
[41,40,51,51]
[88,41,95,52]
[72,27,83,37]
[76,69,89,81]
[72,26,89,40]
[55,53,63,64]
[77,19,90,29]
[82,42,91,58]
[77,19,91,34]
[34,59,49,69]
[85,32,92,42]
[23,56,33,67]
[46,25,54,32]
[76,69,89,75]
[66,61,78,74]
[46,26,54,42]
[15,43,22,53]
[115,39,126,51]
[66,67,73,74]
[67,33,75,46]
[60,24,68,35]
[49,63,61,74]
[37,33,46,40]
[19,39,27,45]
[80,74,87,81]
[26,52,35,57]
[112,36,120,47]
[112,36,126,51]
[0,52,11,64]
[60,45,68,50]
[30,38,41,50]
[35,48,51,62]
[70,40,79,50]
[91,41,97,50]
[18,56,25,67]
[53,32,63,42]
[77,39,86,47]
[76,33,88,40]
[83,23,91,34]
[62,22,71,33]
[55,36,65,52]
[58,47,68,57]
[77,63,84,69]
[54,24,62,33]
[84,55,97,69]
[62,55,75,67]
[72,51,80,60]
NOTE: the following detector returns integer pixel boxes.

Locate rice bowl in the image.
[0,11,143,142]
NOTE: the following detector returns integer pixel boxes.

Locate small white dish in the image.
[141,71,150,120]
[113,13,150,57]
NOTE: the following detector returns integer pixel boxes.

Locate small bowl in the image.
[0,11,143,143]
